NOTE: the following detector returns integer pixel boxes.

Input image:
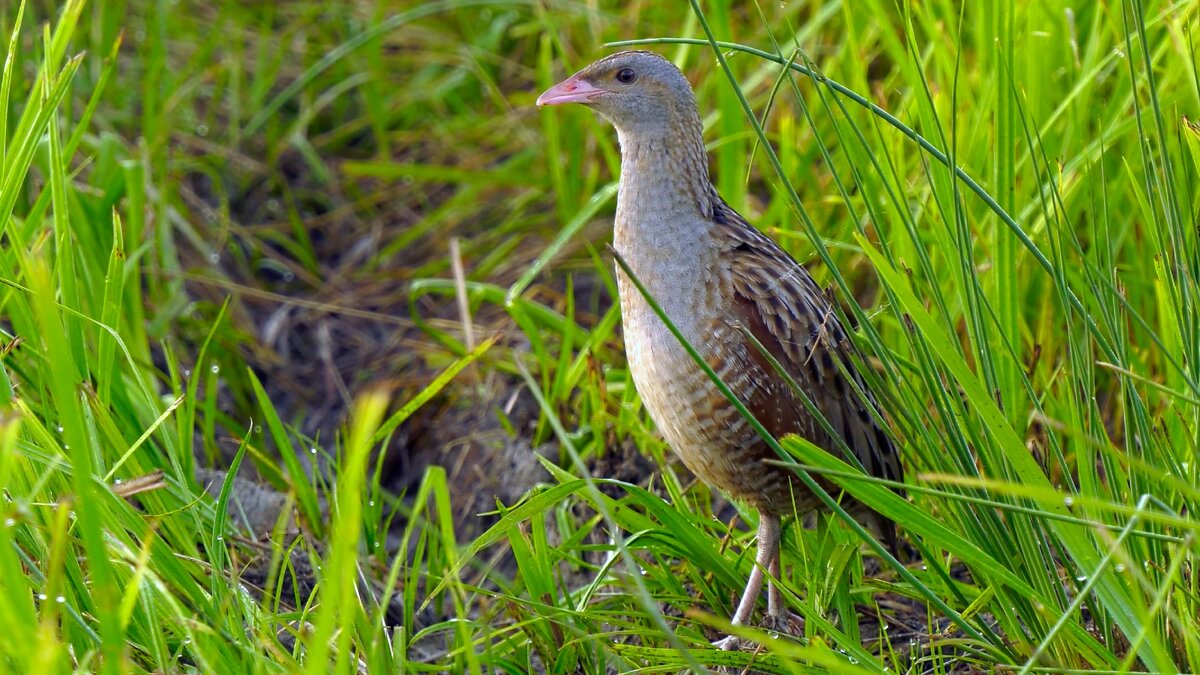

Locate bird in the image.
[536,50,903,649]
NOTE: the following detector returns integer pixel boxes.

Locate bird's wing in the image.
[712,201,903,489]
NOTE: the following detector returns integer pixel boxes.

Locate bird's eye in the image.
[615,68,636,84]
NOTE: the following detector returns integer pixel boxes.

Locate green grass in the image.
[2,0,1200,672]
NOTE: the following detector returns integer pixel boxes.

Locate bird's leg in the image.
[766,542,784,626]
[714,511,782,651]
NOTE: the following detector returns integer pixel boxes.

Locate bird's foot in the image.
[712,619,794,651]
[711,616,798,651]
[763,613,790,634]
[711,634,742,651]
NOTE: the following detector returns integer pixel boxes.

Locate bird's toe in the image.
[763,612,790,634]
[711,634,742,651]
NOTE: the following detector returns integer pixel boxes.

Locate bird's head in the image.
[536,50,698,137]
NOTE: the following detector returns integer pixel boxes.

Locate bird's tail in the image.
[856,504,909,563]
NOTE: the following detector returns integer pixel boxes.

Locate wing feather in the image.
[713,199,904,491]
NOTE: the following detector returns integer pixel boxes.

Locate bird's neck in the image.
[612,116,719,323]
[614,116,715,223]
[612,114,718,258]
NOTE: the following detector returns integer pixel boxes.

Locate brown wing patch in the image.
[727,291,812,444]
[714,198,904,490]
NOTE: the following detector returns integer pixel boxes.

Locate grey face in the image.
[537,50,698,137]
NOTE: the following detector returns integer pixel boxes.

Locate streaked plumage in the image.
[538,50,902,649]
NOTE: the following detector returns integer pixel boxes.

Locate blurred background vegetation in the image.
[2,0,1200,672]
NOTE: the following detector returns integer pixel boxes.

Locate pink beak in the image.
[536,74,605,107]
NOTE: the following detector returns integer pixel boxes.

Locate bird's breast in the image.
[617,263,787,501]
[611,199,802,509]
